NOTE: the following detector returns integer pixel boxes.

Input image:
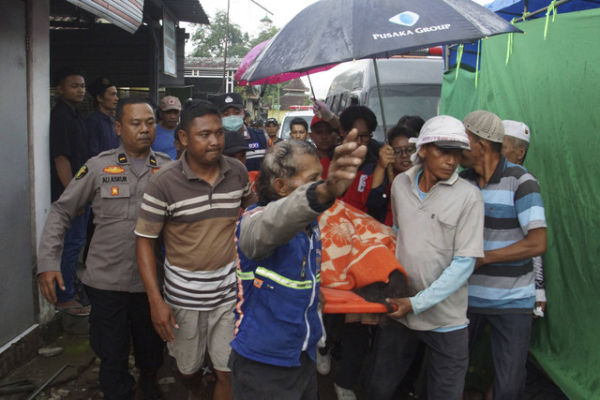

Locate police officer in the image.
[212,92,268,171]
[37,98,171,400]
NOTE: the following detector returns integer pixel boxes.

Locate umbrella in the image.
[235,40,338,87]
[242,0,521,131]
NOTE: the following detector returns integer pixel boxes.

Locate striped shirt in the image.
[461,156,546,313]
[163,260,237,311]
[135,152,256,309]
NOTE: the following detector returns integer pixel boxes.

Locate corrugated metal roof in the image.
[162,0,209,24]
[64,0,144,33]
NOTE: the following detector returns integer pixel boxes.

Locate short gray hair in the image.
[256,140,318,204]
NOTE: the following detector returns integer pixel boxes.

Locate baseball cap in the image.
[213,93,244,113]
[159,96,182,112]
[224,131,248,155]
[463,110,504,143]
[310,115,331,129]
[502,120,530,143]
[409,115,470,163]
[265,118,279,126]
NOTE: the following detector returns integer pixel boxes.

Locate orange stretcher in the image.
[321,287,396,314]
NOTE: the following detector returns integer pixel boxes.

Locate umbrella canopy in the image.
[235,40,338,86]
[242,0,521,82]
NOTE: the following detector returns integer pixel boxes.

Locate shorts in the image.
[167,302,235,374]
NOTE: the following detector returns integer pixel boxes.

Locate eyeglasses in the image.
[393,146,417,156]
[357,133,373,141]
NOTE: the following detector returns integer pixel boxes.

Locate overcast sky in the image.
[184,0,495,98]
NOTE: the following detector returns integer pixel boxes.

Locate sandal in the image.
[55,300,91,317]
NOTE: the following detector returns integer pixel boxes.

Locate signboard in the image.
[163,12,177,77]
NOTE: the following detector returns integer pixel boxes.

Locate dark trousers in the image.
[335,322,370,390]
[365,319,469,400]
[86,285,164,400]
[229,350,317,400]
[57,208,89,303]
[468,312,532,400]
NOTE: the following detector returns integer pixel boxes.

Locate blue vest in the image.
[245,127,267,171]
[231,204,323,367]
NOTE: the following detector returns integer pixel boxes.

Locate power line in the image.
[249,0,274,15]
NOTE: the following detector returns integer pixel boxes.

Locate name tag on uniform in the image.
[357,174,369,192]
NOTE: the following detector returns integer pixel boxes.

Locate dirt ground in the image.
[0,328,566,400]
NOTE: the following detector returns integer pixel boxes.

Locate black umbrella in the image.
[242,0,521,132]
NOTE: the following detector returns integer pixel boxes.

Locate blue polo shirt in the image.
[461,156,546,313]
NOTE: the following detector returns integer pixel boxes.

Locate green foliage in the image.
[191,11,250,58]
[249,25,279,48]
[261,84,281,108]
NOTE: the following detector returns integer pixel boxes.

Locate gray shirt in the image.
[38,145,172,292]
[391,165,484,331]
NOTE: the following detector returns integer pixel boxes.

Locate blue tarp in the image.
[446,0,600,68]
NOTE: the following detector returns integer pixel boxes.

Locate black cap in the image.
[212,93,244,113]
[265,117,279,126]
[88,76,115,98]
[224,131,248,155]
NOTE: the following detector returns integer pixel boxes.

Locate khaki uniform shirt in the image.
[391,165,484,331]
[38,145,172,292]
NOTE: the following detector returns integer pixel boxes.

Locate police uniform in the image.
[38,145,171,399]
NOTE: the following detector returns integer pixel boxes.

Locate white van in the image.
[277,110,315,141]
[325,57,443,143]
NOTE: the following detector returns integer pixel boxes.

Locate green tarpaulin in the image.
[440,8,600,400]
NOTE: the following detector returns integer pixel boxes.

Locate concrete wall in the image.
[0,0,36,346]
[28,0,54,324]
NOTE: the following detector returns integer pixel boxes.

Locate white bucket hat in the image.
[409,115,470,163]
[503,120,530,143]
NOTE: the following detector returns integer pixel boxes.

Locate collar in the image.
[405,164,459,187]
[56,98,79,116]
[488,155,506,185]
[180,150,230,181]
[115,145,161,168]
[95,109,114,121]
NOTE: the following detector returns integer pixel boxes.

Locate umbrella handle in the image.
[307,74,317,101]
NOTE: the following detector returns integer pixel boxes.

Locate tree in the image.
[191,11,250,58]
[249,25,279,48]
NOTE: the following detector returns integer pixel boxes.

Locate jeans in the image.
[468,312,533,400]
[365,319,468,400]
[56,208,89,303]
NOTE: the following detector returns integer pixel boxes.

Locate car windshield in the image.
[367,84,441,143]
[280,115,314,140]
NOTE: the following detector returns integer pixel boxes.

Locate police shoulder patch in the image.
[75,165,88,180]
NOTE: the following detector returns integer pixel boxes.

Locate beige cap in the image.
[463,110,504,143]
[159,95,182,111]
[503,120,530,143]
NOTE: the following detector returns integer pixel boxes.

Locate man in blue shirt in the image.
[460,110,547,400]
[86,76,120,157]
[151,95,181,159]
[365,116,485,400]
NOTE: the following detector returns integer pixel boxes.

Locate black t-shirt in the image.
[50,100,89,201]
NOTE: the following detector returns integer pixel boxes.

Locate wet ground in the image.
[0,325,567,400]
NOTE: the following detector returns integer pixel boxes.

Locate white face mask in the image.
[222,115,244,132]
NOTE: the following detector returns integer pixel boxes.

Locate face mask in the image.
[222,115,244,132]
